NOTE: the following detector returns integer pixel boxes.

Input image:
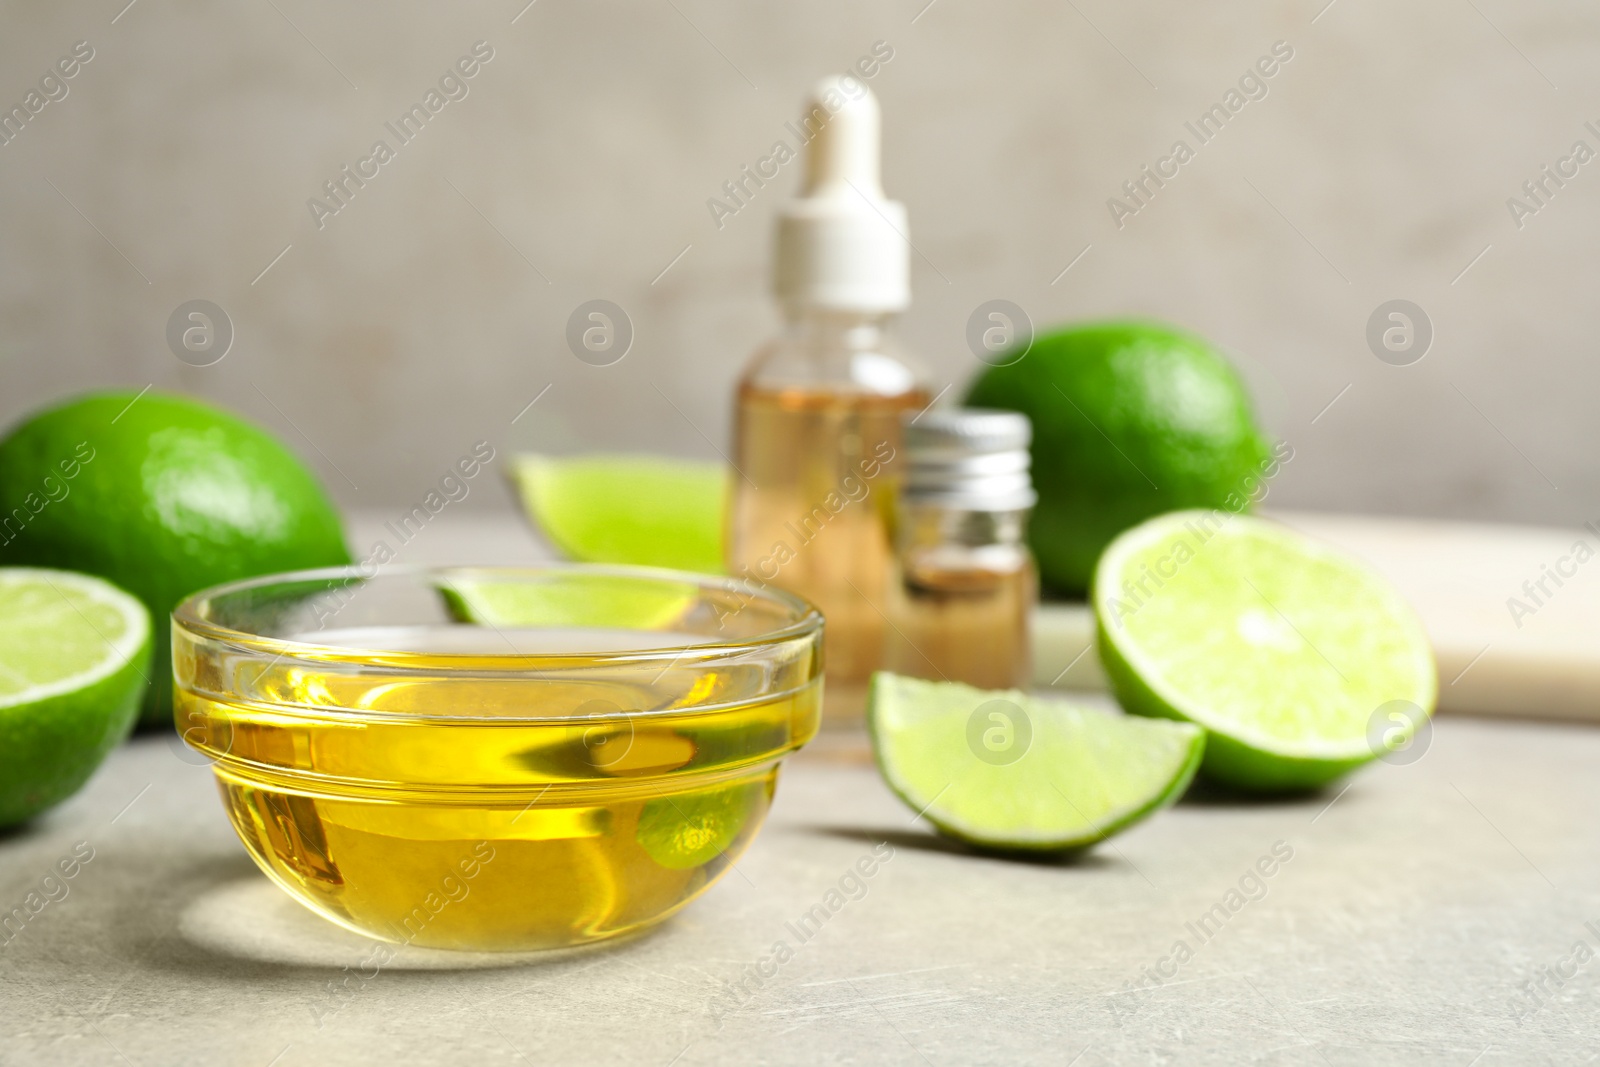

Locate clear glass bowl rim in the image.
[172,562,824,671]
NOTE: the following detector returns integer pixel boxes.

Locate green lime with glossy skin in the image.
[1094,511,1437,792]
[966,321,1272,596]
[0,391,350,727]
[0,568,151,827]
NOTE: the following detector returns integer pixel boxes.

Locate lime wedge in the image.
[0,568,152,827]
[867,672,1204,852]
[437,571,700,633]
[1093,511,1437,792]
[509,454,725,573]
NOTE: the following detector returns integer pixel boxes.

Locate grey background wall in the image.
[2,0,1596,526]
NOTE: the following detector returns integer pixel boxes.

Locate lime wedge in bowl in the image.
[1093,510,1437,792]
[0,568,151,827]
[509,454,725,573]
[868,672,1204,853]
[437,569,700,632]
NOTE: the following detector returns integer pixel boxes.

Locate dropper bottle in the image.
[726,75,930,726]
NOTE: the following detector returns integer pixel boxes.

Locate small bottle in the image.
[727,77,928,724]
[884,409,1038,690]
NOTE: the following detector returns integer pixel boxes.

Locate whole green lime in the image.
[966,321,1271,596]
[0,391,351,727]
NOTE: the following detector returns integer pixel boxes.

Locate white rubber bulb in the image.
[800,76,884,201]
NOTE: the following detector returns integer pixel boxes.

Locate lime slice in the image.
[636,780,766,869]
[509,454,724,573]
[0,568,152,827]
[437,571,699,632]
[1093,511,1437,792]
[867,672,1204,852]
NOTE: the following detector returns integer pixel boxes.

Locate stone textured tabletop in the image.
[2,511,1596,1065]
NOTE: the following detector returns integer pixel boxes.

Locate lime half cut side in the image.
[867,672,1204,853]
[1093,511,1437,792]
[0,568,152,827]
[509,454,725,574]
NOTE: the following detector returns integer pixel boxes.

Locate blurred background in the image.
[1,0,1594,527]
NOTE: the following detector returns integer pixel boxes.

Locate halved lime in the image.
[0,568,152,827]
[1093,511,1437,792]
[867,672,1204,852]
[508,454,724,573]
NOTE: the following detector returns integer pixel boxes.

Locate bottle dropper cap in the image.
[773,76,910,313]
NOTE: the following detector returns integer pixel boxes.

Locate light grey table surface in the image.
[2,511,1597,1065]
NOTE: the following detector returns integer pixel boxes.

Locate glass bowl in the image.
[172,564,823,952]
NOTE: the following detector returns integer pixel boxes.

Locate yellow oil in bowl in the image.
[173,569,823,952]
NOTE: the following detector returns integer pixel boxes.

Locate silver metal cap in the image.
[902,408,1036,511]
